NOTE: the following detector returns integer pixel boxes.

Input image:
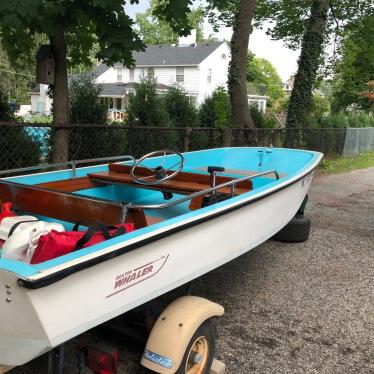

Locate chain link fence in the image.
[343,127,374,155]
[0,123,372,172]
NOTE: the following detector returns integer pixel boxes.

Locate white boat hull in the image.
[0,172,314,366]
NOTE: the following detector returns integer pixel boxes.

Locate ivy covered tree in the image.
[254,0,374,146]
[286,0,329,146]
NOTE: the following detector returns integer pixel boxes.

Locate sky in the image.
[125,1,300,82]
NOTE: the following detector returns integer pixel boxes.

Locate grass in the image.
[319,151,374,174]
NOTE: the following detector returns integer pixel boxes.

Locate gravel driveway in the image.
[11,167,374,374]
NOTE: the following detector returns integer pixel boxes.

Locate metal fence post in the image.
[273,129,282,147]
[184,127,192,152]
[223,128,232,147]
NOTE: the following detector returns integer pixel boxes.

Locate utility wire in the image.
[0,68,34,78]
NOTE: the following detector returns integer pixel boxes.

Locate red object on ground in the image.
[0,202,16,222]
[31,223,135,264]
[82,344,119,374]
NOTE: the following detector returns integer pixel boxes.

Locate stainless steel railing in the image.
[0,155,135,177]
[126,170,280,211]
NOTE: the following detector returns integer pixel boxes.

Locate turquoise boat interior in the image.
[0,147,321,279]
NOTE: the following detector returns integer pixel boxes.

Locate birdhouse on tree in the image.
[36,45,55,85]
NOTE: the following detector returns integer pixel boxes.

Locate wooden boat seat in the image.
[88,163,253,196]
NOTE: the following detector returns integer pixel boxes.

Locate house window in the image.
[129,69,135,82]
[207,69,212,83]
[176,67,184,83]
[148,67,154,79]
[115,98,122,110]
[116,68,123,82]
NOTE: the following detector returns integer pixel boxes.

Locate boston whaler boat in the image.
[0,147,322,373]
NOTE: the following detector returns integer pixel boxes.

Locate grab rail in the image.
[0,155,135,177]
[126,170,280,211]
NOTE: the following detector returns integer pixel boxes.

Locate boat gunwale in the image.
[14,150,322,289]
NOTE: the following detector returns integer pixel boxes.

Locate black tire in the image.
[272,214,311,243]
[175,319,216,374]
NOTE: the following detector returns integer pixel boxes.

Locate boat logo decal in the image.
[106,254,169,298]
[143,349,173,369]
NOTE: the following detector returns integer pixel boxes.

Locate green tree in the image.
[136,2,206,44]
[0,43,34,105]
[0,1,193,163]
[0,87,41,169]
[0,88,13,121]
[126,78,173,155]
[331,15,374,112]
[255,0,374,146]
[197,87,231,148]
[246,52,284,104]
[69,76,107,126]
[163,85,198,128]
[0,1,143,162]
[127,78,169,128]
[68,75,124,159]
[199,87,231,128]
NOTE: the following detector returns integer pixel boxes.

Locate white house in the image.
[30,38,231,119]
[30,35,269,119]
[248,95,268,113]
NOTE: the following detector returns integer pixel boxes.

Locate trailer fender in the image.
[141,296,224,373]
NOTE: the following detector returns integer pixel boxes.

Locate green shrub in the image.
[68,75,125,159]
[249,105,265,128]
[317,112,374,129]
[163,85,198,128]
[0,87,41,170]
[195,87,231,149]
[126,78,176,155]
[198,87,231,128]
[0,89,13,121]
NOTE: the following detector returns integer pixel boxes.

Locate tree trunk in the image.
[50,29,69,163]
[229,0,256,129]
[285,0,329,148]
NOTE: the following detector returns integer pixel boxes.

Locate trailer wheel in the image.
[176,319,215,374]
[272,214,311,243]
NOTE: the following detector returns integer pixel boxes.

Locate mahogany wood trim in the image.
[36,177,99,192]
[0,180,124,226]
[108,163,253,190]
[90,171,251,196]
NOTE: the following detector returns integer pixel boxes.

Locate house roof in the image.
[92,41,226,76]
[30,81,171,96]
[97,83,170,97]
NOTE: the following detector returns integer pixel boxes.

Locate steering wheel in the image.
[131,150,185,185]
